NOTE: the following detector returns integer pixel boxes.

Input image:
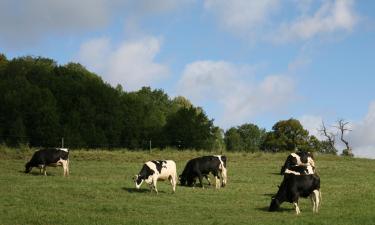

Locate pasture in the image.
[0,148,375,225]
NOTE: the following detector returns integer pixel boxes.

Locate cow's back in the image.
[286,174,320,199]
[29,148,69,166]
[159,160,176,179]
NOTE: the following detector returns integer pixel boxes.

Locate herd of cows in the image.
[24,148,320,215]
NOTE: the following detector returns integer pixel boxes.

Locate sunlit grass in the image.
[0,148,374,225]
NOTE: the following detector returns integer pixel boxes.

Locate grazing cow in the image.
[269,174,321,214]
[179,155,227,188]
[280,151,315,175]
[133,160,177,194]
[25,148,69,176]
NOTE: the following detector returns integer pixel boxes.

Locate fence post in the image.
[149,140,152,153]
[61,137,64,148]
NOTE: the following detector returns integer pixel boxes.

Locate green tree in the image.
[261,118,310,152]
[225,123,266,152]
[164,107,216,150]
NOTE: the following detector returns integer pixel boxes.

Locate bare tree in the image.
[334,119,353,156]
[318,120,337,153]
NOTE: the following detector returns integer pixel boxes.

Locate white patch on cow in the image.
[284,169,301,175]
[290,153,302,165]
[58,148,69,152]
[60,159,69,176]
[214,155,227,187]
[293,202,301,215]
[306,165,314,174]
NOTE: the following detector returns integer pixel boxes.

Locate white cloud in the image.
[274,0,358,42]
[349,101,375,158]
[299,115,325,139]
[203,0,358,43]
[177,60,295,127]
[203,0,279,37]
[299,101,375,159]
[0,0,193,48]
[77,36,169,91]
[0,0,112,47]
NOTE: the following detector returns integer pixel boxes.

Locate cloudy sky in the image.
[1,0,375,158]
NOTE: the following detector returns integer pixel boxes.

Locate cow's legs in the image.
[220,167,227,187]
[311,189,320,213]
[152,177,158,194]
[61,160,68,177]
[169,175,176,193]
[310,193,316,212]
[197,173,204,188]
[42,167,47,176]
[293,202,301,215]
[66,159,70,176]
[212,171,220,189]
[204,175,211,186]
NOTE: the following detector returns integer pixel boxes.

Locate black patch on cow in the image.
[220,155,227,168]
[296,151,307,163]
[151,160,167,173]
[137,163,155,184]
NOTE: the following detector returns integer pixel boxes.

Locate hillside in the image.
[0,148,374,225]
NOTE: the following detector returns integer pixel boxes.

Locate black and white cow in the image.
[25,148,69,176]
[269,173,321,214]
[133,160,177,194]
[280,151,315,175]
[284,164,315,175]
[179,155,227,188]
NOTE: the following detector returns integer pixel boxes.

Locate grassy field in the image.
[0,148,375,225]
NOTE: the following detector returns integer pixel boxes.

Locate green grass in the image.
[1,148,375,225]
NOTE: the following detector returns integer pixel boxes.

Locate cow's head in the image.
[179,174,187,186]
[25,162,32,173]
[268,197,280,212]
[133,175,144,189]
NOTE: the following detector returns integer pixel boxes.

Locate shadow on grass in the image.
[263,193,275,197]
[20,170,59,176]
[256,206,294,213]
[271,172,281,176]
[122,187,173,194]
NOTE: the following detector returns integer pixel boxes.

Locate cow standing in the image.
[25,148,70,176]
[280,151,315,175]
[269,173,321,214]
[133,160,177,194]
[179,155,227,188]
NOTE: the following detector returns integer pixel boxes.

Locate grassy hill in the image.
[0,148,374,225]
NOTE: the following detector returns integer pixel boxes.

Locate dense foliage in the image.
[261,118,322,153]
[224,123,266,152]
[0,54,337,153]
[0,54,220,149]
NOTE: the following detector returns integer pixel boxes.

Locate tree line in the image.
[0,54,348,154]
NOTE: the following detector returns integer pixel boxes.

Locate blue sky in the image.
[1,0,375,157]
